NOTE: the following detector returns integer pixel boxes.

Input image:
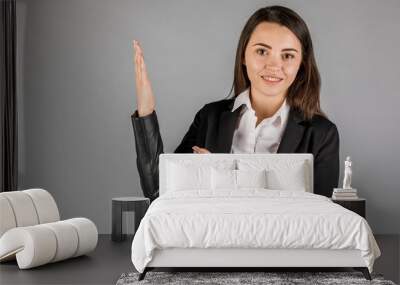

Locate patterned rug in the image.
[116,271,397,285]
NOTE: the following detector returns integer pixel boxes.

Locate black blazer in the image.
[132,98,340,202]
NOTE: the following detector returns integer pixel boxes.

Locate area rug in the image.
[116,271,397,285]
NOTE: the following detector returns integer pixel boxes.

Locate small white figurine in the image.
[342,156,352,189]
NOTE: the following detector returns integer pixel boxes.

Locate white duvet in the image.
[131,189,381,273]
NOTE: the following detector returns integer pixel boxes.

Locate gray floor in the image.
[0,234,398,285]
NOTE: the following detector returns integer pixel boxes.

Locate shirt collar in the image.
[232,88,251,112]
[231,87,290,126]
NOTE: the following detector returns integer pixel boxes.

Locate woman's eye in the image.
[256,49,267,56]
[283,53,295,60]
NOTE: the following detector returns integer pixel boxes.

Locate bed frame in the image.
[138,154,372,281]
[139,248,371,280]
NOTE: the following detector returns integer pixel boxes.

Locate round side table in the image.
[111,197,150,242]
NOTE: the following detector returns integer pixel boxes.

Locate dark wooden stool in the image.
[111,197,150,242]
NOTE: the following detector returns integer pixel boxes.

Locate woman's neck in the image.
[249,87,286,120]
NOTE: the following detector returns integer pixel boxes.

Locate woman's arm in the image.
[132,40,160,201]
[131,110,163,202]
[314,124,340,197]
[132,106,207,201]
[131,40,209,201]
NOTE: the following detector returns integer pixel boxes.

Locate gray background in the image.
[16,0,400,234]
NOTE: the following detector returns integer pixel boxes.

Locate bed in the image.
[131,153,381,281]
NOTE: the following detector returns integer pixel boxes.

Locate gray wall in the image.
[16,0,400,234]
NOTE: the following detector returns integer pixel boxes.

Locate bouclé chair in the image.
[0,188,98,269]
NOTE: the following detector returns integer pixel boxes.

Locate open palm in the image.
[133,40,155,117]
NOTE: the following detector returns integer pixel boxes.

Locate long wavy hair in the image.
[227,6,325,120]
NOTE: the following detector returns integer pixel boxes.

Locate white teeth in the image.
[262,76,281,82]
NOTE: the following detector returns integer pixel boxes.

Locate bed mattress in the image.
[131,189,380,273]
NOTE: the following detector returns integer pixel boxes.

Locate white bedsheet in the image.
[131,190,381,273]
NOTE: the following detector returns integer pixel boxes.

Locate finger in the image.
[134,43,140,78]
[135,40,144,59]
[192,146,208,154]
[133,41,140,68]
[133,40,138,54]
[137,47,144,71]
[136,51,143,82]
[137,41,144,56]
[198,147,210,154]
[134,41,141,65]
[135,58,142,87]
[140,57,147,86]
[133,40,138,66]
[133,41,143,72]
[140,52,146,71]
[141,55,146,75]
[136,42,149,83]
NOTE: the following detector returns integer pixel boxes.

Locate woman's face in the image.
[243,22,303,99]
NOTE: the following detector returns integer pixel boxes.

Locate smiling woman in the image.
[131,5,339,201]
[242,22,303,126]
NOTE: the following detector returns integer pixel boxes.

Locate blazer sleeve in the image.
[314,124,340,197]
[131,110,164,202]
[131,106,206,201]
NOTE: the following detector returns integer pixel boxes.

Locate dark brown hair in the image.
[228,5,325,120]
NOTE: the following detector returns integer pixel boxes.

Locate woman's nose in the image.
[263,53,281,70]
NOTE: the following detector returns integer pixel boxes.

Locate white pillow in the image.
[211,168,236,190]
[211,168,268,190]
[237,159,309,192]
[236,169,268,189]
[266,167,306,191]
[167,161,212,191]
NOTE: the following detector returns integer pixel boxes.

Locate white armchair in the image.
[0,188,98,269]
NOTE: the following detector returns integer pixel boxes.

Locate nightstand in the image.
[111,197,150,242]
[331,198,366,218]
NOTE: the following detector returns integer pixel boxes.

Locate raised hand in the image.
[133,40,155,117]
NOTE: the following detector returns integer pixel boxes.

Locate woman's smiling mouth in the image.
[261,75,283,84]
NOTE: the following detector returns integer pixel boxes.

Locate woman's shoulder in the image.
[308,113,337,131]
[307,112,339,140]
[205,98,235,109]
[197,98,235,115]
[289,107,338,139]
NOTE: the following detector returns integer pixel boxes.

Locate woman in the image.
[131,5,339,202]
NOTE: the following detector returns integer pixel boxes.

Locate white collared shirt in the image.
[230,88,290,154]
